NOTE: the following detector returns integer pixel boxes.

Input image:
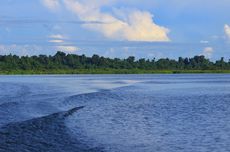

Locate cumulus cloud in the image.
[224,24,230,40]
[43,0,170,42]
[201,47,214,58]
[42,0,60,11]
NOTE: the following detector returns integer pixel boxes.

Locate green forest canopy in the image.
[0,51,230,74]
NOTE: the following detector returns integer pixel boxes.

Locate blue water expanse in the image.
[0,74,230,152]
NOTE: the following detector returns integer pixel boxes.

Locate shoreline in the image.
[0,69,230,75]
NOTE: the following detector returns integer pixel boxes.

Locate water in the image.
[0,74,230,152]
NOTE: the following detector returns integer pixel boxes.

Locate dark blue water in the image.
[0,74,230,152]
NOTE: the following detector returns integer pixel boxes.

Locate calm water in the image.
[0,74,230,152]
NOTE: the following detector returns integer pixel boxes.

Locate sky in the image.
[0,0,230,60]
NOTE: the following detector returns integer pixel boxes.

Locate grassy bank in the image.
[1,69,230,75]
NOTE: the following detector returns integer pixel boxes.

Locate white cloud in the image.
[49,39,64,43]
[42,0,60,11]
[224,24,230,40]
[49,34,65,39]
[56,45,79,52]
[201,47,214,58]
[48,34,66,43]
[47,34,78,52]
[200,40,209,44]
[44,0,170,42]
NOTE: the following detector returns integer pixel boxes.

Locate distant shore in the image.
[1,52,230,75]
[1,69,230,75]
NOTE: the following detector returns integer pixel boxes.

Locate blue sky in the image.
[0,0,230,60]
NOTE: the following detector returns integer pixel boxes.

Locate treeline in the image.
[0,51,230,73]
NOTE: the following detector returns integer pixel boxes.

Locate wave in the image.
[0,106,104,152]
[0,85,137,152]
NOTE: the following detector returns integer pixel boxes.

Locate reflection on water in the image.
[0,74,230,152]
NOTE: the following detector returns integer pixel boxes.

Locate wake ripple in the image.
[0,106,103,152]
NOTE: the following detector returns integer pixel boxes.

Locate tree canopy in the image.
[0,51,230,74]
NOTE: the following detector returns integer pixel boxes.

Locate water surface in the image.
[0,74,230,152]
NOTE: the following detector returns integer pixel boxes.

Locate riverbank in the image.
[1,69,230,75]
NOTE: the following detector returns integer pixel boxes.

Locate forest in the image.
[0,51,230,74]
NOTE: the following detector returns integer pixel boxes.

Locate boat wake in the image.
[0,106,105,152]
[1,75,230,152]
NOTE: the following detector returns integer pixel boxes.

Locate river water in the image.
[0,74,230,152]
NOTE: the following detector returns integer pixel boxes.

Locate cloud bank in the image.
[42,0,170,42]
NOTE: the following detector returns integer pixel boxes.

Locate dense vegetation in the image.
[0,51,230,74]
